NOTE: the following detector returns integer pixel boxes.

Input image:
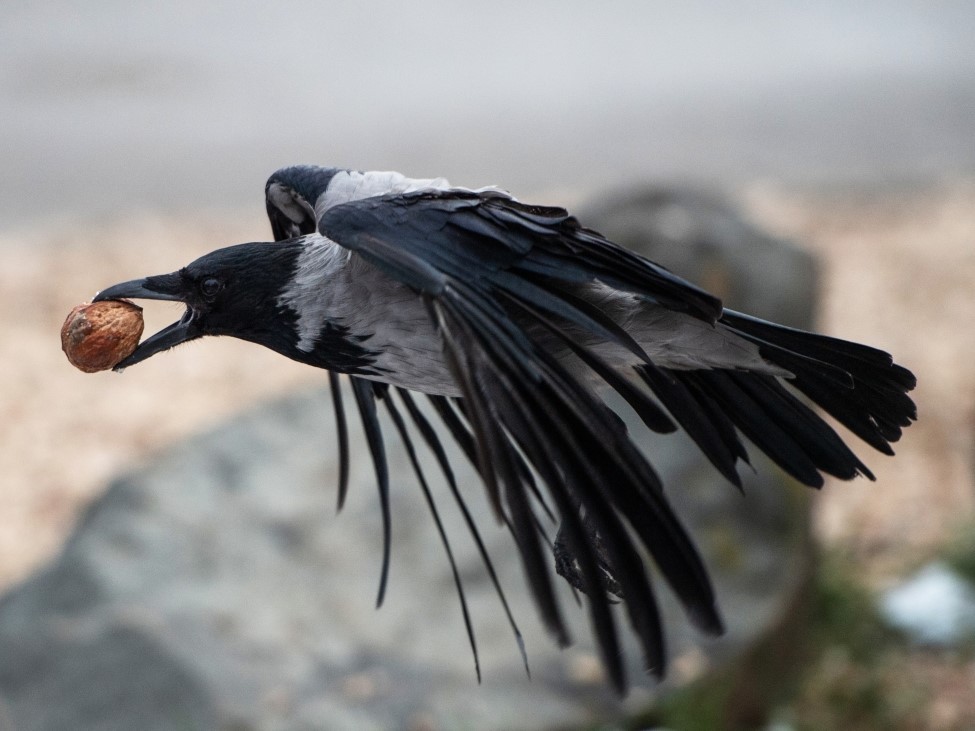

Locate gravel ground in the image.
[744,181,975,580]
[1,181,972,600]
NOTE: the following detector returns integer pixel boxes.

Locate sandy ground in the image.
[0,211,320,588]
[1,183,973,592]
[745,181,975,580]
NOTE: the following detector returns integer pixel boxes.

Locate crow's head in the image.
[94,240,304,369]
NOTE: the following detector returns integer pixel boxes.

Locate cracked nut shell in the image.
[61,300,145,372]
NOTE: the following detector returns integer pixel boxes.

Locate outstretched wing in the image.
[262,176,915,693]
[314,189,728,692]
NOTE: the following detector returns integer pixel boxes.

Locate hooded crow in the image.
[93,165,916,693]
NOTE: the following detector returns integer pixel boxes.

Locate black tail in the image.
[637,310,917,489]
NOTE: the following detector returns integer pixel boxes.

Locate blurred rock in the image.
[0,190,819,730]
[580,187,818,329]
[879,562,975,647]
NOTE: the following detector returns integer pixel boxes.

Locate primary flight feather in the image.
[93,165,916,693]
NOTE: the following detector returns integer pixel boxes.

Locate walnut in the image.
[61,300,144,373]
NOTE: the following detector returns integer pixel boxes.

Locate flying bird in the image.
[93,165,916,693]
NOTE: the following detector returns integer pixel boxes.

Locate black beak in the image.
[93,274,202,370]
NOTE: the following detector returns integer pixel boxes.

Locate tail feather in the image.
[721,311,917,454]
[636,311,916,489]
[682,369,871,486]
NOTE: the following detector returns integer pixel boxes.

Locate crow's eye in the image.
[200,277,223,300]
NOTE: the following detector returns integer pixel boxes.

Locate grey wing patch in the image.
[630,307,792,375]
[568,284,791,375]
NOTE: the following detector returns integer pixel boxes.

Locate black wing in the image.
[266,182,915,692]
[316,190,728,692]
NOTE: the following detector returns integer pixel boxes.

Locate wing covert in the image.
[318,190,724,321]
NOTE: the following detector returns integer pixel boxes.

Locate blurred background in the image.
[1,2,975,729]
[3,0,974,223]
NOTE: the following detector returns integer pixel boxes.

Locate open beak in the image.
[93,274,202,370]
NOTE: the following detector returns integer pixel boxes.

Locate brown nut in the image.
[61,300,145,373]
